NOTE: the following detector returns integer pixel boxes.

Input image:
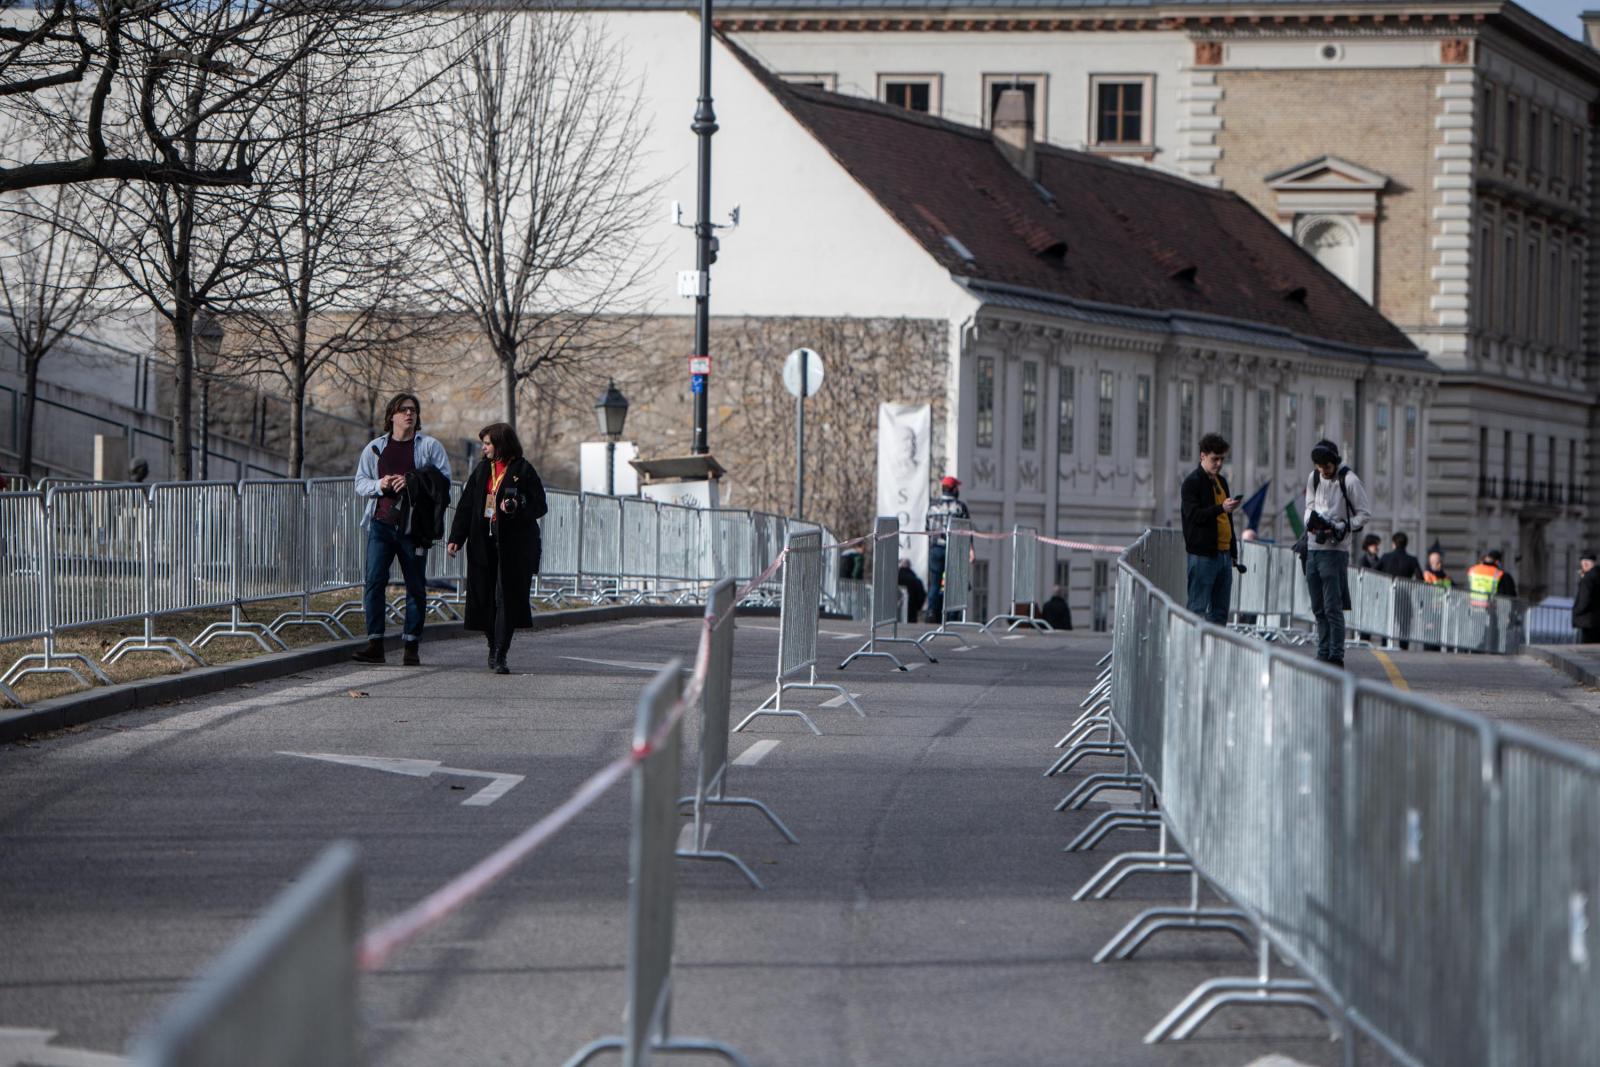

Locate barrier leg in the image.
[1094,874,1255,961]
[194,607,287,653]
[105,618,207,669]
[1063,810,1160,852]
[1145,940,1342,1045]
[0,677,23,706]
[1072,824,1191,901]
[734,685,821,736]
[1055,772,1143,811]
[675,847,764,890]
[839,640,905,672]
[1044,741,1124,778]
[266,611,349,641]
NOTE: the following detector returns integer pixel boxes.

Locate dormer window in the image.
[1265,155,1390,303]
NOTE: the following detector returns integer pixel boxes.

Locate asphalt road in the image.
[0,616,1372,1067]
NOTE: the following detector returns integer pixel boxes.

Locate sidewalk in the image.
[1521,643,1600,690]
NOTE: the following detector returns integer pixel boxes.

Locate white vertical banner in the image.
[876,403,931,582]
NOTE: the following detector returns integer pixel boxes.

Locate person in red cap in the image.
[924,474,970,622]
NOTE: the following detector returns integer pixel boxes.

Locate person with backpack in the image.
[1301,438,1371,668]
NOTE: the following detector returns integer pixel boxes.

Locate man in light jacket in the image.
[352,392,452,665]
[1303,438,1372,668]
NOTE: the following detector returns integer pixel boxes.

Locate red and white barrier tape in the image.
[358,548,791,973]
[882,527,1124,554]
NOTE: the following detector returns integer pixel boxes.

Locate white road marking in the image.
[951,646,977,653]
[818,692,862,708]
[278,752,524,807]
[676,821,708,851]
[1002,634,1027,641]
[745,624,858,639]
[904,662,924,671]
[561,656,690,674]
[0,1028,127,1067]
[732,739,781,766]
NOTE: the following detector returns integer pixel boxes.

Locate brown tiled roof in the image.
[728,41,1419,356]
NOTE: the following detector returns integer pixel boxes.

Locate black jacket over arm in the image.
[447,457,548,633]
[1574,569,1600,630]
[1180,466,1232,559]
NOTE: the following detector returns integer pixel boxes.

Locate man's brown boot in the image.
[402,642,421,667]
[351,638,385,664]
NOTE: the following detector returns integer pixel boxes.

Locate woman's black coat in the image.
[448,457,547,632]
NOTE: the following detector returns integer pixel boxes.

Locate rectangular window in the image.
[1503,429,1513,495]
[1571,438,1579,498]
[1375,403,1390,476]
[1313,395,1328,442]
[1552,114,1563,176]
[1573,129,1585,188]
[1177,380,1194,461]
[1574,252,1585,348]
[983,74,1047,138]
[1090,76,1151,146]
[1283,393,1298,467]
[1404,405,1418,478]
[1097,371,1114,457]
[1135,375,1151,459]
[1551,245,1562,345]
[1548,435,1557,493]
[1057,367,1075,456]
[1256,390,1271,469]
[879,75,939,114]
[1526,431,1535,491]
[1507,96,1520,162]
[1479,427,1490,494]
[781,73,838,91]
[1530,107,1543,173]
[1528,237,1540,340]
[1091,559,1110,632]
[971,559,989,622]
[1054,559,1071,595]
[1478,223,1494,329]
[1219,385,1235,449]
[1021,361,1039,450]
[1342,397,1356,459]
[1481,83,1496,157]
[1502,231,1517,331]
[975,356,995,448]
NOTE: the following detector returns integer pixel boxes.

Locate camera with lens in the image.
[1305,509,1343,545]
[501,490,523,516]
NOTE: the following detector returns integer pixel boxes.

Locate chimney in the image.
[991,87,1036,179]
[1585,11,1600,49]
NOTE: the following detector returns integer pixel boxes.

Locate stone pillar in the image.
[94,434,129,482]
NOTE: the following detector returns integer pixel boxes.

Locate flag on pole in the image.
[1240,482,1269,532]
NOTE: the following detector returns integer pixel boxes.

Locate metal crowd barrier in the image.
[129,842,362,1067]
[735,527,864,735]
[1231,538,1524,653]
[840,516,934,671]
[1061,526,1600,1063]
[922,519,995,648]
[675,578,796,888]
[987,524,1052,632]
[564,661,751,1067]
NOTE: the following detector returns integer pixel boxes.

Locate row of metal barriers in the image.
[0,477,857,706]
[1050,527,1595,1065]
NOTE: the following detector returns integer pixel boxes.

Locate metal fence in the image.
[0,479,859,705]
[1079,525,1600,1063]
[1230,538,1524,653]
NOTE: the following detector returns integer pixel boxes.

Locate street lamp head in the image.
[194,311,224,364]
[595,379,629,440]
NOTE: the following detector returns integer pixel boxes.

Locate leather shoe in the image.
[351,639,384,664]
[493,653,510,675]
[402,643,420,667]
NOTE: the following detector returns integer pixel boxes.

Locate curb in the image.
[0,603,778,745]
[1522,645,1600,690]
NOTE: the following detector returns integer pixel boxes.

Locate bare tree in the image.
[0,183,113,477]
[225,43,444,476]
[0,0,454,192]
[411,11,660,428]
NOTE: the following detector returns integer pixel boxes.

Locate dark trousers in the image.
[484,537,514,656]
[1582,627,1600,645]
[1185,553,1232,625]
[925,543,947,622]
[1305,549,1348,662]
[364,520,428,641]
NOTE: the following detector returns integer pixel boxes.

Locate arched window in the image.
[1297,217,1360,293]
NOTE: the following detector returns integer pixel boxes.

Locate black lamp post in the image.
[194,312,224,481]
[690,0,716,455]
[595,379,630,495]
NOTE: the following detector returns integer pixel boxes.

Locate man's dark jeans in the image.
[926,543,947,622]
[364,520,428,641]
[1185,553,1232,624]
[1305,549,1348,662]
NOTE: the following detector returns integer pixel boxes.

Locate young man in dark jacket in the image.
[1573,551,1600,644]
[1378,532,1425,580]
[1179,433,1240,624]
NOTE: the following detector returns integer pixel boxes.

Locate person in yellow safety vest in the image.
[1468,550,1510,608]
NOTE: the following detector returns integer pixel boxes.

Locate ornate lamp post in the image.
[194,312,224,481]
[594,379,630,495]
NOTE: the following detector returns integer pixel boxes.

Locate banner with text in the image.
[876,403,931,585]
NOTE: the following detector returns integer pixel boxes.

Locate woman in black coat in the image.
[447,422,547,673]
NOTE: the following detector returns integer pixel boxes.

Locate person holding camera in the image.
[448,422,548,674]
[1301,438,1372,668]
[1180,433,1243,624]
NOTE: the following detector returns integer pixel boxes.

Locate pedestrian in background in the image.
[1301,438,1371,668]
[1041,585,1073,631]
[1378,532,1424,580]
[1356,533,1382,570]
[897,557,927,624]
[1573,551,1600,644]
[352,393,452,666]
[448,423,547,674]
[1423,543,1452,588]
[924,475,970,622]
[1180,432,1241,625]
